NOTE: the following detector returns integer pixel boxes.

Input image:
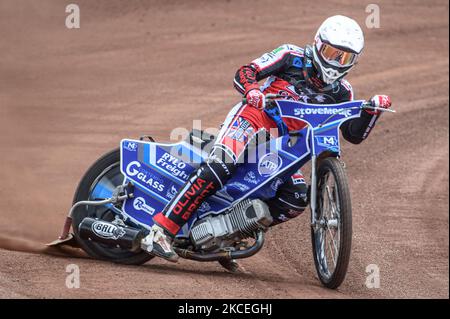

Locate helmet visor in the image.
[320,43,357,67]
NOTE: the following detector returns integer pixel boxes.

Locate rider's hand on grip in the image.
[367,95,392,115]
[245,89,265,110]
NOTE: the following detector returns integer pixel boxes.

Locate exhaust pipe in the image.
[174,230,265,262]
[79,218,145,252]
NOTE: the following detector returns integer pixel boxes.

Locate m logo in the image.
[316,136,338,148]
[324,136,336,145]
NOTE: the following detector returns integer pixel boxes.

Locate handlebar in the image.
[242,94,396,113]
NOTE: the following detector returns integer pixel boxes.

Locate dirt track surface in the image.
[0,0,448,298]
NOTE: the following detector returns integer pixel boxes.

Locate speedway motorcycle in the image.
[49,96,394,289]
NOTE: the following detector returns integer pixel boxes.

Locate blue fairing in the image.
[118,100,365,238]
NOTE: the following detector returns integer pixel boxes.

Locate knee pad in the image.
[202,146,237,188]
[266,172,309,225]
[278,174,308,208]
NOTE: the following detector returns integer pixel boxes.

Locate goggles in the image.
[319,42,357,68]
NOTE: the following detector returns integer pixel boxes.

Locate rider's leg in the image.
[265,169,309,225]
[147,116,258,261]
[154,146,236,235]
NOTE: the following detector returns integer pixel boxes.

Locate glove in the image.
[245,89,265,110]
[367,95,392,115]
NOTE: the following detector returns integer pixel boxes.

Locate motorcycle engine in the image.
[190,199,273,252]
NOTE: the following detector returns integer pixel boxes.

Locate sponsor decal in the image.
[271,178,284,191]
[209,154,232,176]
[315,136,338,148]
[92,221,126,240]
[294,107,352,118]
[277,87,298,100]
[173,177,215,221]
[292,57,303,68]
[278,214,290,222]
[227,118,254,144]
[244,171,259,185]
[287,209,304,217]
[123,141,138,152]
[215,187,234,202]
[271,46,284,54]
[255,52,277,67]
[197,201,211,213]
[314,95,326,103]
[133,197,155,215]
[294,191,308,200]
[156,153,190,180]
[258,153,283,177]
[166,185,178,200]
[125,161,165,192]
[228,182,250,192]
[291,172,306,185]
[299,94,311,103]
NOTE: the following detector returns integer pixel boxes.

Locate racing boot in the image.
[142,224,179,262]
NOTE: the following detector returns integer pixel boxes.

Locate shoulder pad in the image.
[252,44,304,70]
[280,44,304,55]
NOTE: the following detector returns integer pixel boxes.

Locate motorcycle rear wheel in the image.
[311,157,352,289]
[71,148,154,265]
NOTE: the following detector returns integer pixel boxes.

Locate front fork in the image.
[310,155,345,231]
[310,155,319,231]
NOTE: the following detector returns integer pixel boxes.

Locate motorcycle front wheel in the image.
[311,157,352,289]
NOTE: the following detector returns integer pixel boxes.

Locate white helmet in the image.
[313,15,364,84]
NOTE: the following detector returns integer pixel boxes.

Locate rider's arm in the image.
[234,44,304,95]
[340,112,381,144]
[339,80,381,144]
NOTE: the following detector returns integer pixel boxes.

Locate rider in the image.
[145,15,392,262]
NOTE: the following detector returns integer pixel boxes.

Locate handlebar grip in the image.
[362,101,396,113]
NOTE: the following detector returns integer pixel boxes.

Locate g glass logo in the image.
[258,153,282,177]
[125,161,165,192]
